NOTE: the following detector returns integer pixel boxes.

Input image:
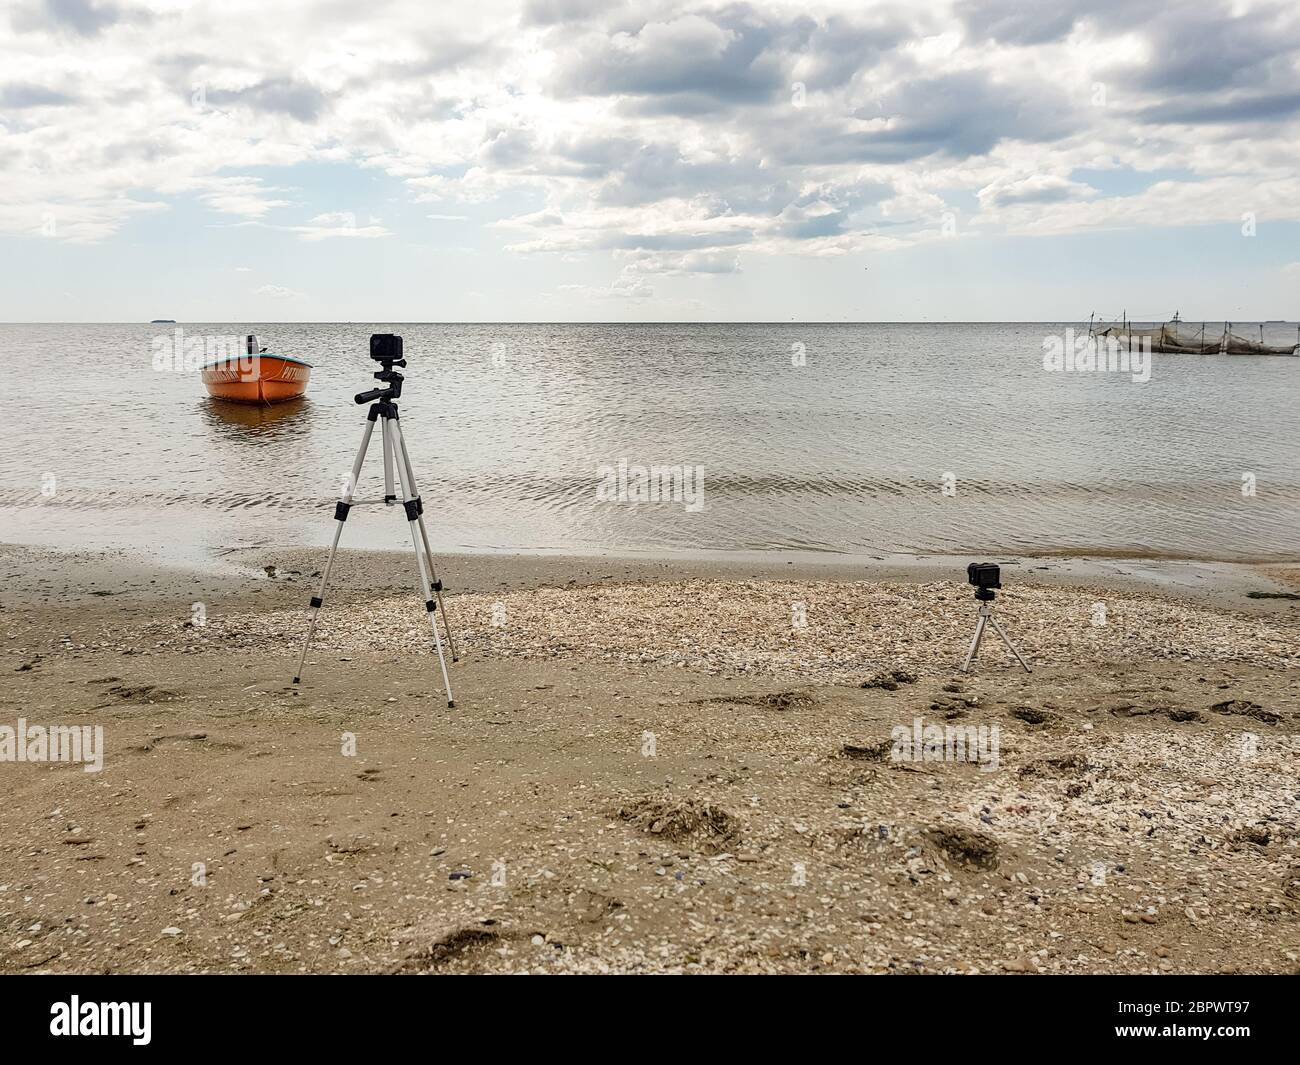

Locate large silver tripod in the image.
[292,349,458,706]
[961,592,1031,674]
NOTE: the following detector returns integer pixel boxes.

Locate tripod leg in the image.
[393,425,458,660]
[387,418,455,708]
[380,413,397,504]
[293,411,377,684]
[961,613,987,673]
[988,613,1033,673]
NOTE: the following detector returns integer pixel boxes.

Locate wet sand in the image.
[1,543,1298,974]
[7,541,1300,614]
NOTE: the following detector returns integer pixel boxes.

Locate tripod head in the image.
[354,367,404,405]
[355,333,407,404]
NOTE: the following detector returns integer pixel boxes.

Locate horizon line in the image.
[4,319,1297,326]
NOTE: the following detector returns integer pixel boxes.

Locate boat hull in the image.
[201,354,312,404]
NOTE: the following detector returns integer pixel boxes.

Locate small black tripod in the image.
[293,334,458,706]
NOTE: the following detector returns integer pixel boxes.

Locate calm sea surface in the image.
[1,322,1297,564]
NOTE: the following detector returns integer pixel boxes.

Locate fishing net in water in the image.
[1095,323,1295,355]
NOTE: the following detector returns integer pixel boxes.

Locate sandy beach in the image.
[1,542,1298,974]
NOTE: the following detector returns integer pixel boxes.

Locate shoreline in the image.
[3,540,1299,618]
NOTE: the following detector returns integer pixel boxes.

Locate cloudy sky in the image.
[3,0,1299,321]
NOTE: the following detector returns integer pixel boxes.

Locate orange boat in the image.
[201,336,312,405]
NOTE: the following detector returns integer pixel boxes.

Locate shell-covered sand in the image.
[3,550,1298,974]
[195,578,1299,678]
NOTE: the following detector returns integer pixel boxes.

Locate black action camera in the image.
[370,333,404,364]
[967,562,1000,601]
[356,333,407,404]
